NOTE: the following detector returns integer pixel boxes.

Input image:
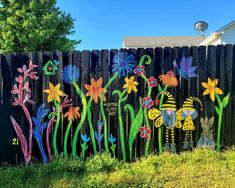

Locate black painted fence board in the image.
[0,45,235,164]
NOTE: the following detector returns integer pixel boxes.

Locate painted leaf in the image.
[10,116,28,160]
[215,106,220,116]
[158,84,163,93]
[124,104,135,123]
[129,99,144,148]
[222,93,230,108]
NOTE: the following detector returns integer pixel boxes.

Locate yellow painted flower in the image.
[84,78,107,103]
[202,78,223,102]
[64,106,80,121]
[123,76,138,94]
[43,82,66,103]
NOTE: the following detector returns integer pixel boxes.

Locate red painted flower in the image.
[133,65,145,76]
[142,97,154,109]
[139,125,151,140]
[148,76,158,88]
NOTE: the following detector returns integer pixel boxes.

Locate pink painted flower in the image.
[11,85,19,95]
[133,65,145,76]
[29,72,39,80]
[148,76,158,88]
[23,82,31,93]
[139,125,151,140]
[142,97,154,109]
[15,76,23,83]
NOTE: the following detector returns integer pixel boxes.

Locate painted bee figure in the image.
[148,91,183,152]
[180,97,202,150]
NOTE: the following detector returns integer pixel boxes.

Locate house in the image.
[42,60,58,75]
[199,20,235,46]
[123,20,235,48]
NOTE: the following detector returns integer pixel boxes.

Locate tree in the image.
[0,0,80,53]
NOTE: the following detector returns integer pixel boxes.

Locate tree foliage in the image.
[0,0,80,53]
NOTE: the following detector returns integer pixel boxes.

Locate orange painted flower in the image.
[123,76,138,94]
[202,78,223,102]
[85,78,107,103]
[159,71,178,87]
[43,82,66,103]
[64,106,80,121]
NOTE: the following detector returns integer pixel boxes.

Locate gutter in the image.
[199,32,222,46]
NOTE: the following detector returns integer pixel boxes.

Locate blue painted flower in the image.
[112,52,136,77]
[174,56,198,80]
[95,119,104,153]
[63,65,80,83]
[109,134,116,143]
[33,104,50,163]
[81,133,90,143]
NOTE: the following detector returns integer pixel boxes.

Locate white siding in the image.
[220,24,235,44]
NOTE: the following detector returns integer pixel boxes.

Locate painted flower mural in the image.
[133,65,145,76]
[123,76,138,94]
[63,65,80,83]
[202,78,223,102]
[201,78,230,151]
[43,82,67,159]
[139,126,151,140]
[64,106,80,159]
[159,71,178,87]
[43,82,66,103]
[33,104,50,163]
[6,49,233,166]
[64,106,80,121]
[81,133,90,160]
[174,56,198,79]
[112,52,135,77]
[85,78,107,104]
[142,97,154,109]
[10,63,39,165]
[148,76,158,88]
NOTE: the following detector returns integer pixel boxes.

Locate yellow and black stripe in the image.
[182,97,202,110]
[161,91,177,111]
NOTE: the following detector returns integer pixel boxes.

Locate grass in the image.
[1,148,235,188]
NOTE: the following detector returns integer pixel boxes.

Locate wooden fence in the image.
[0,45,235,164]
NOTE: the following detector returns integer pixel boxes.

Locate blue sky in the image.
[57,0,235,50]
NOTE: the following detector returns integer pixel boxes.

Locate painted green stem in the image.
[64,120,72,159]
[87,97,97,155]
[81,142,88,160]
[100,73,118,155]
[113,89,127,161]
[215,94,223,152]
[53,100,61,159]
[215,93,230,151]
[110,143,116,157]
[127,99,143,161]
[158,86,168,154]
[138,55,152,157]
[143,73,152,157]
[72,82,87,159]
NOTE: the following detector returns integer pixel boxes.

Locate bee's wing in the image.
[148,108,161,120]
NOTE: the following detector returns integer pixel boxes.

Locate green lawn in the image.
[1,149,235,188]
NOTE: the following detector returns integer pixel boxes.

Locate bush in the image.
[0,149,235,188]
